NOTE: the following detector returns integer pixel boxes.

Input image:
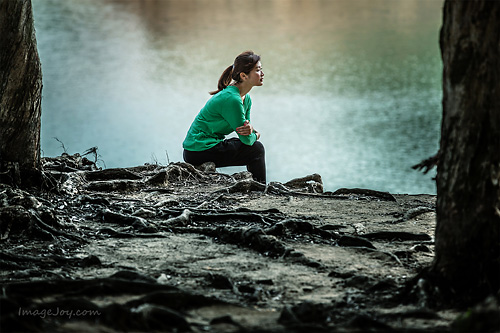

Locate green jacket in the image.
[183,86,257,151]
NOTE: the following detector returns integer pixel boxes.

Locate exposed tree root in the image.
[330,187,397,201]
[360,231,432,242]
[0,155,464,332]
[1,271,228,333]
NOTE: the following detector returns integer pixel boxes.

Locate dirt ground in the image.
[0,159,469,332]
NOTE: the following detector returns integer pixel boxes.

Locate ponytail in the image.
[209,65,233,95]
[209,51,261,95]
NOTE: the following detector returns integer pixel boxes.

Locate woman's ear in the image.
[240,72,247,81]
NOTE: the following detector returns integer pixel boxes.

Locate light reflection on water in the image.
[33,0,443,194]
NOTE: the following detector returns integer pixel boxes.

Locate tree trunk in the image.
[434,0,500,303]
[0,0,42,184]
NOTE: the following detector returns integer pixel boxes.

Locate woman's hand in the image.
[236,120,253,136]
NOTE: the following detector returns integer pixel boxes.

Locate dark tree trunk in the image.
[434,0,500,303]
[0,0,42,184]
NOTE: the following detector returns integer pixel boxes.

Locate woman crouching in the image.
[182,51,266,183]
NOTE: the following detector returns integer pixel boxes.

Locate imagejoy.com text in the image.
[18,307,101,319]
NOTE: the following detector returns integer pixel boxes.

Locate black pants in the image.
[183,138,266,183]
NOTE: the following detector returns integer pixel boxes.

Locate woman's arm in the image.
[236,120,260,140]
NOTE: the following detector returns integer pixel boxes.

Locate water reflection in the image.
[33,0,443,194]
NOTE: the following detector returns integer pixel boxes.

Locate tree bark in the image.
[434,0,500,302]
[0,0,42,180]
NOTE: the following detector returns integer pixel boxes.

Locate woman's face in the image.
[245,61,264,87]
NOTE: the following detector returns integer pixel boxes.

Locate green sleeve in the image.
[221,97,257,146]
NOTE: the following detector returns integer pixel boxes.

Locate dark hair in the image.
[209,51,261,95]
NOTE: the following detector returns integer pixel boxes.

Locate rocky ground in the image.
[0,153,492,332]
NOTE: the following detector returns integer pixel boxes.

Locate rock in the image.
[284,174,324,193]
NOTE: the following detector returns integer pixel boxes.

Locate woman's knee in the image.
[252,141,265,157]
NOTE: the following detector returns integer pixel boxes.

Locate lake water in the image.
[32,0,443,194]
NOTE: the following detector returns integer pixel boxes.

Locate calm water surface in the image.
[32,0,443,194]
